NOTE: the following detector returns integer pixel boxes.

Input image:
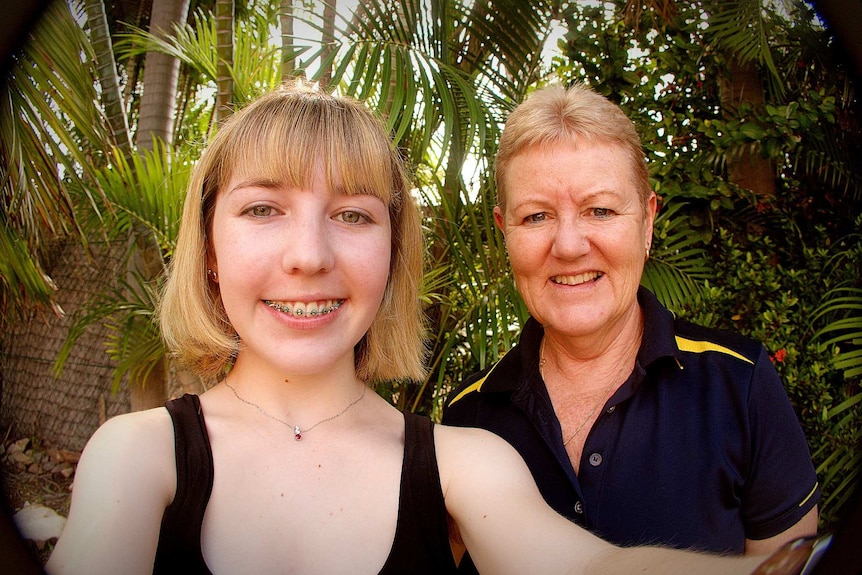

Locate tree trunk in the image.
[280,0,295,80]
[132,0,190,410]
[136,0,189,151]
[215,0,234,121]
[83,0,132,155]
[319,0,337,88]
[718,57,776,196]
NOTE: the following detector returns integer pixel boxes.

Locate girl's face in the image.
[208,166,392,379]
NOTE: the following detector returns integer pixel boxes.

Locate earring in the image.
[207,269,218,282]
[645,247,650,262]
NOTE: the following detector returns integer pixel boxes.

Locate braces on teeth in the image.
[265,300,343,317]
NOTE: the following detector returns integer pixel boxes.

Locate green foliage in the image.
[0,0,115,320]
[53,142,191,388]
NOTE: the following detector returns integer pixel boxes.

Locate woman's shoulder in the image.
[673,316,767,366]
[46,406,177,573]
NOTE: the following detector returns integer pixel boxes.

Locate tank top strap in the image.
[153,394,214,574]
[378,411,457,574]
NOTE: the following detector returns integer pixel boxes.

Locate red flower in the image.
[771,349,787,363]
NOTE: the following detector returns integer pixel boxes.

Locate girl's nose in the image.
[282,218,335,274]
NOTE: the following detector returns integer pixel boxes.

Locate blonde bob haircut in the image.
[159,83,426,384]
[495,83,651,214]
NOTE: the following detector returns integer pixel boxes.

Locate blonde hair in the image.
[495,84,650,213]
[159,83,426,383]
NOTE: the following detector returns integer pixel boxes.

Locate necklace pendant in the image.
[294,425,302,441]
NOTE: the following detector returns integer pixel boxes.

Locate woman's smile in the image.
[550,272,604,286]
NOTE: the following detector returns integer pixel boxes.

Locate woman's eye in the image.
[246,205,273,217]
[525,212,546,223]
[592,207,613,218]
[337,210,366,224]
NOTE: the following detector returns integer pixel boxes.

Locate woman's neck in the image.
[542,309,644,395]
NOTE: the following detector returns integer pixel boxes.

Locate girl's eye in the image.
[246,205,273,217]
[337,211,366,224]
[525,212,547,223]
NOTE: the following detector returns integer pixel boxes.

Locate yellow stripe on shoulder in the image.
[447,377,487,407]
[674,336,754,365]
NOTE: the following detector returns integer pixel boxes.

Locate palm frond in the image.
[811,287,862,379]
[1,0,115,317]
[53,270,165,392]
[85,142,190,257]
[0,224,61,320]
[642,200,713,311]
[706,0,783,94]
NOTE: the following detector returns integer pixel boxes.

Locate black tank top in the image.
[153,394,457,574]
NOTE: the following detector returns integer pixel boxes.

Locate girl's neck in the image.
[226,349,364,409]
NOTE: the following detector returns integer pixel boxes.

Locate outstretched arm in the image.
[436,425,764,575]
[45,408,176,575]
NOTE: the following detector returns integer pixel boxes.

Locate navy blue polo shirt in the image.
[443,287,820,554]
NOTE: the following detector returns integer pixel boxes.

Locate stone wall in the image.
[0,239,131,452]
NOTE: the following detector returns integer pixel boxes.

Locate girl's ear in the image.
[207,249,218,283]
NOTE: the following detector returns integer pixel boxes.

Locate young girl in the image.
[46,84,767,574]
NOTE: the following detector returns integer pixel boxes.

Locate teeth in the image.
[265,299,343,317]
[552,272,603,286]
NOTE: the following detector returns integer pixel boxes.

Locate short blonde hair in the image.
[495,84,650,213]
[159,83,426,384]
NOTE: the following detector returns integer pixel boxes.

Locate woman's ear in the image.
[493,205,506,239]
[644,191,658,241]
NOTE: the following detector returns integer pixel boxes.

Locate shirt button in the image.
[574,501,584,514]
[588,453,603,467]
[606,405,615,413]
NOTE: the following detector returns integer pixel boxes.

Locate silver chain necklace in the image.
[224,380,366,441]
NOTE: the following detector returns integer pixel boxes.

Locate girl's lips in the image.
[264,299,344,318]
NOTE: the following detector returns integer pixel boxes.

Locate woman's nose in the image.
[550,218,590,259]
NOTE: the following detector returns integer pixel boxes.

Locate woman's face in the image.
[495,141,656,343]
[208,166,392,377]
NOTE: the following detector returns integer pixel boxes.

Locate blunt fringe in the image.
[159,83,426,384]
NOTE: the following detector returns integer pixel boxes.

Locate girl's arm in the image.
[436,425,764,575]
[45,408,177,575]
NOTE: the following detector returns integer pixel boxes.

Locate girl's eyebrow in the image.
[226,179,282,195]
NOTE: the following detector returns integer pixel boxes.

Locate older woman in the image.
[443,84,820,562]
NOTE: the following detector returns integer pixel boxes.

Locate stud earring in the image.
[207,269,218,282]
